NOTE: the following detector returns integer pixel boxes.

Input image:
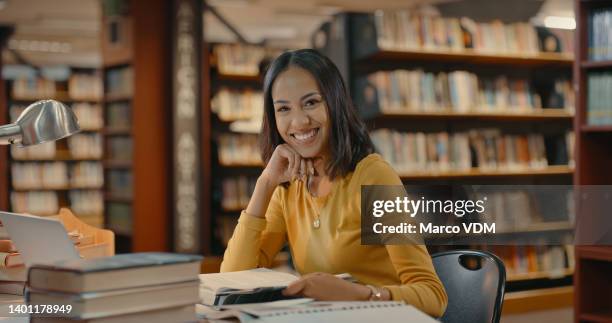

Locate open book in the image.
[199,268,355,306]
[199,268,300,306]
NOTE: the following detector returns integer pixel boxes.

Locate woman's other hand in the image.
[282,272,372,301]
[261,144,313,187]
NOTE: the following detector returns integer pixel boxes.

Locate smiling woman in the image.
[219,49,448,318]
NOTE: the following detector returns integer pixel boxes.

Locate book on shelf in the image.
[370,128,574,174]
[10,141,56,160]
[10,191,59,215]
[213,44,266,76]
[106,102,131,129]
[218,134,262,166]
[107,137,133,161]
[212,87,263,122]
[11,76,56,99]
[68,73,103,100]
[221,176,256,211]
[488,245,574,279]
[105,66,133,98]
[357,69,574,116]
[28,252,202,293]
[366,10,573,56]
[72,103,104,130]
[587,70,612,125]
[588,8,612,61]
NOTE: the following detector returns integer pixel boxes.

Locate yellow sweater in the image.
[220,154,448,317]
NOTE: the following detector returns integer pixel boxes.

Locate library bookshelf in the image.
[314,11,576,314]
[1,66,105,229]
[99,0,171,253]
[574,0,612,322]
[203,42,269,255]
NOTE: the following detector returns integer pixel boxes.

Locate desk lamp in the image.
[0,100,80,146]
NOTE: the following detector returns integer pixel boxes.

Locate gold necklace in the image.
[307,174,321,229]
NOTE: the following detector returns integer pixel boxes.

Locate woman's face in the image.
[272,66,330,159]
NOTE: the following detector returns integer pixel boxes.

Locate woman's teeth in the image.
[293,129,318,141]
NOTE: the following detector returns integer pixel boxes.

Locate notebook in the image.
[198,301,438,323]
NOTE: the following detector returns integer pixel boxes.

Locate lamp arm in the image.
[0,123,22,145]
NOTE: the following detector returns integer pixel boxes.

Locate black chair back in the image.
[432,250,506,323]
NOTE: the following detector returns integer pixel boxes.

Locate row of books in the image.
[211,88,263,122]
[588,8,612,61]
[68,134,103,159]
[11,77,56,99]
[365,70,574,113]
[67,72,103,99]
[26,253,201,322]
[11,162,103,189]
[488,245,574,277]
[373,10,574,55]
[107,137,133,161]
[587,71,612,125]
[106,102,131,129]
[370,129,574,173]
[10,141,56,160]
[471,190,574,233]
[218,134,262,166]
[221,176,256,211]
[106,202,132,233]
[69,191,104,220]
[10,191,59,215]
[213,44,266,76]
[107,170,133,197]
[72,103,104,130]
[105,66,133,97]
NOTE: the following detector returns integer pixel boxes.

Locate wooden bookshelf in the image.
[2,67,105,226]
[100,0,171,253]
[574,1,612,321]
[314,11,577,314]
[580,60,612,69]
[204,42,269,255]
[371,109,574,122]
[357,49,573,67]
[398,166,573,180]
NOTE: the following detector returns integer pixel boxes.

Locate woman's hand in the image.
[282,272,372,301]
[261,144,314,187]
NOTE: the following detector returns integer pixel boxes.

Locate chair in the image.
[432,250,506,323]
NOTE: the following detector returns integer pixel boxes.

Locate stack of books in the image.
[27,252,202,322]
[0,236,26,296]
[0,228,113,296]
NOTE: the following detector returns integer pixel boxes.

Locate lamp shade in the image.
[0,100,80,146]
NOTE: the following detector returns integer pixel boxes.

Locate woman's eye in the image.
[304,99,319,107]
[276,106,289,112]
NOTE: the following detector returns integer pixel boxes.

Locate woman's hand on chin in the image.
[282,272,371,301]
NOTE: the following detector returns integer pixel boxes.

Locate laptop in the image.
[0,211,81,267]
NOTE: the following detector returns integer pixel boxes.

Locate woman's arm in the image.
[221,144,305,272]
[382,244,448,318]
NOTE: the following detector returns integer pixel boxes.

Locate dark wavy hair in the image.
[260,49,375,180]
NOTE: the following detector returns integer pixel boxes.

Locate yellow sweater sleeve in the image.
[358,155,448,317]
[220,187,287,272]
